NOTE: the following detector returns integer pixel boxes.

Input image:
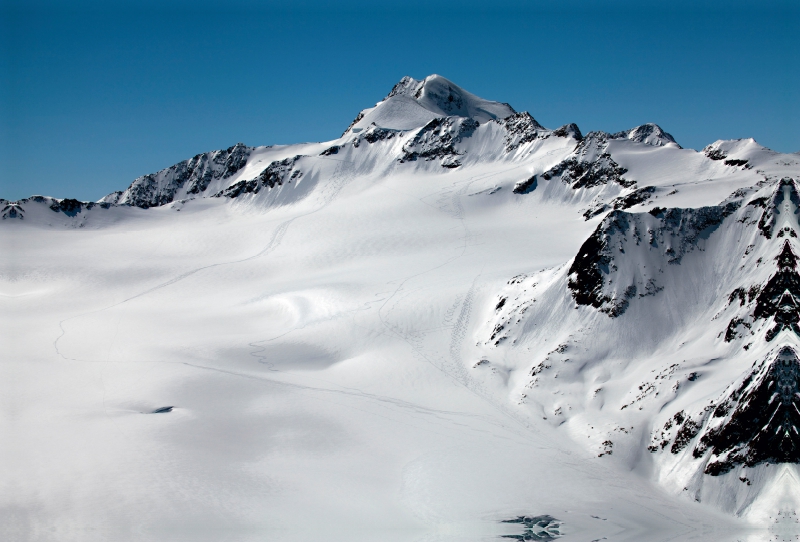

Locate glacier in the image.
[3,74,800,541]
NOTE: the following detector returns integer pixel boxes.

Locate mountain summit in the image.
[343,74,517,135]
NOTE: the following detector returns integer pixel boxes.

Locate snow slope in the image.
[3,75,800,542]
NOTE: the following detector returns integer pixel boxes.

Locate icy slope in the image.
[3,75,800,542]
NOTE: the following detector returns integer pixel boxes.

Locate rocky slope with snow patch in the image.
[479,174,800,524]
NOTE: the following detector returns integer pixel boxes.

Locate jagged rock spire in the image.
[754,241,800,341]
[696,347,800,474]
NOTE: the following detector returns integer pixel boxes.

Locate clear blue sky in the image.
[2,1,798,201]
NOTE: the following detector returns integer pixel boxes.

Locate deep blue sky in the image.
[2,1,798,201]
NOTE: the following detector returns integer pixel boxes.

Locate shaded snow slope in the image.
[4,75,800,542]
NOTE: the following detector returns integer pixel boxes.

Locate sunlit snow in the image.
[3,74,799,542]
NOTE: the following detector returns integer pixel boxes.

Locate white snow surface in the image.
[3,75,800,542]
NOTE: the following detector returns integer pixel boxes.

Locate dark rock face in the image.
[1,201,24,220]
[341,111,365,137]
[1,196,113,220]
[495,112,546,152]
[35,195,111,214]
[652,348,800,474]
[386,76,418,99]
[652,204,739,264]
[399,117,478,166]
[105,143,253,208]
[754,178,800,239]
[613,186,656,210]
[705,147,727,161]
[718,180,800,342]
[353,124,399,147]
[542,156,630,189]
[583,186,657,220]
[696,347,800,474]
[552,123,582,141]
[215,156,303,198]
[541,132,633,190]
[49,198,83,216]
[670,414,703,455]
[567,218,614,311]
[513,175,538,194]
[752,241,800,341]
[187,143,250,194]
[725,158,750,168]
[568,202,738,316]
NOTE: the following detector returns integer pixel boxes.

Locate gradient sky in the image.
[1,1,798,201]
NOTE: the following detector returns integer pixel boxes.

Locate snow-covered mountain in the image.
[4,74,800,542]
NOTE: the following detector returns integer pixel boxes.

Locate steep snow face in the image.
[7,75,800,541]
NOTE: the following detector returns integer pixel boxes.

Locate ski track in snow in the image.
[244,166,540,440]
[53,160,357,363]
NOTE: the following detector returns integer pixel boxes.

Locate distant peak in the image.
[611,123,680,148]
[702,137,771,161]
[553,123,583,141]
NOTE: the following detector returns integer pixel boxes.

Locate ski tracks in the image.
[374,166,545,437]
[54,159,357,362]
